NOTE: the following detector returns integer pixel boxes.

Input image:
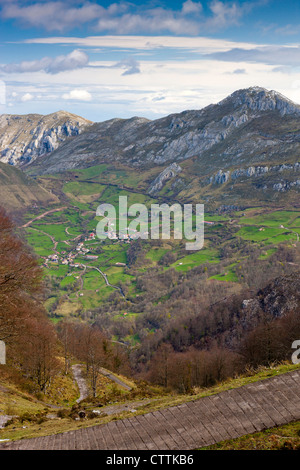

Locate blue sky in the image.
[1,0,300,121]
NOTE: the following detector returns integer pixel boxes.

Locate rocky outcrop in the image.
[0,111,92,166]
[273,179,300,192]
[219,86,300,116]
[148,163,182,194]
[208,162,300,192]
[240,272,300,323]
[213,170,231,184]
[256,271,300,317]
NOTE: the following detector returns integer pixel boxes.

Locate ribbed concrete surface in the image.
[0,370,299,450]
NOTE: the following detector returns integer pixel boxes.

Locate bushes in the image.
[143,306,300,392]
[240,310,300,367]
[146,344,243,393]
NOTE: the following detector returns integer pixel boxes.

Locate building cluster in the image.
[42,226,140,269]
[43,231,98,267]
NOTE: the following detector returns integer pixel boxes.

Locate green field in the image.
[239,210,300,228]
[237,225,297,243]
[171,247,220,272]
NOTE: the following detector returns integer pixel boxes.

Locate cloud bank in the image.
[1,0,250,35]
[0,49,89,74]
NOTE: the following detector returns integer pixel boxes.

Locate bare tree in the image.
[0,207,43,342]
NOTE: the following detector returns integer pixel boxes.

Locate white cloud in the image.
[1,0,257,35]
[205,0,245,30]
[90,58,141,76]
[22,35,261,54]
[62,89,92,101]
[0,49,89,74]
[21,92,34,102]
[209,45,300,67]
[182,0,203,15]
[1,1,103,32]
[118,58,140,76]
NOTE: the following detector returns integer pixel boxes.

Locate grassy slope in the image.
[202,421,300,450]
[0,162,58,213]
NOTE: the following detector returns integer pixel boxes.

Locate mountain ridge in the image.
[2,86,300,171]
[2,86,300,208]
[25,86,300,175]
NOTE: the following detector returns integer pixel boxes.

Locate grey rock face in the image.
[273,179,300,192]
[214,170,231,184]
[209,162,300,192]
[148,163,182,194]
[219,86,300,116]
[0,111,92,166]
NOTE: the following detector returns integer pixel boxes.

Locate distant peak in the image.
[46,110,92,123]
[220,86,300,116]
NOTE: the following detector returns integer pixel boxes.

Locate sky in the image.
[1,0,300,121]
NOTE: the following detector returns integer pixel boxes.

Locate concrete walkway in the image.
[0,370,299,450]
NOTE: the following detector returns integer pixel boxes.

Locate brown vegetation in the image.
[0,207,59,392]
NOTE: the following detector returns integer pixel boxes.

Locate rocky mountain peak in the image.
[220,86,300,116]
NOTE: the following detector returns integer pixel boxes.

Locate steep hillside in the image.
[0,111,92,166]
[0,162,58,212]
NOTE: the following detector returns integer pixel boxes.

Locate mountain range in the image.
[1,86,300,211]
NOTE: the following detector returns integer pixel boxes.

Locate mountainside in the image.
[22,86,300,208]
[27,87,300,172]
[1,86,300,209]
[0,111,92,166]
[0,161,58,212]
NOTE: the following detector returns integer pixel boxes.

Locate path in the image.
[84,265,126,298]
[99,368,132,391]
[72,364,131,403]
[22,210,125,299]
[0,369,299,450]
[21,207,68,228]
[72,365,89,404]
[282,226,300,242]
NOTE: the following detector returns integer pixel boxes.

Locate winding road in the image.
[83,265,126,298]
[22,210,126,299]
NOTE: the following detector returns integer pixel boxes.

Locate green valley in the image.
[17,164,300,348]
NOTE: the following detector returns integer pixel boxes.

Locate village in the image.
[42,216,215,268]
[42,223,136,268]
